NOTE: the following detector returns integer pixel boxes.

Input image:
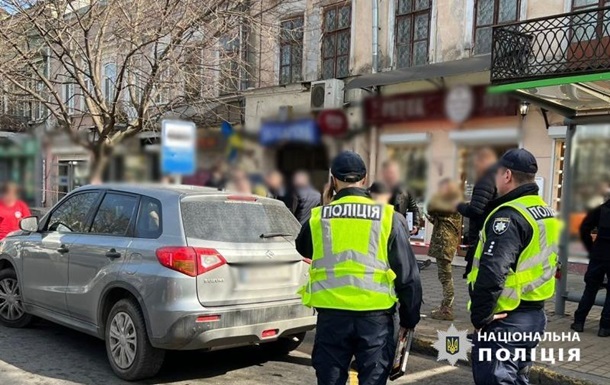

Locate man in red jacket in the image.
[0,182,31,240]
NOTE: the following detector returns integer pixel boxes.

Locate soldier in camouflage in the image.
[426,179,463,321]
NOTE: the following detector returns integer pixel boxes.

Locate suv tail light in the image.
[156,247,226,277]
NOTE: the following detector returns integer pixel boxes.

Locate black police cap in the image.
[331,151,367,182]
[498,148,538,174]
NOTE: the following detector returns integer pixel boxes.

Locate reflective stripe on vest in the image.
[467,195,561,313]
[299,195,397,311]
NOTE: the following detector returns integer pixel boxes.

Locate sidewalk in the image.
[413,257,608,385]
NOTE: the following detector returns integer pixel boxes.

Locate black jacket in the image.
[580,200,610,261]
[390,185,422,228]
[295,187,423,329]
[290,186,322,225]
[458,166,498,244]
[469,183,543,330]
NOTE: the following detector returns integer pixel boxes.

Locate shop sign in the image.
[259,118,320,146]
[364,85,517,125]
[161,119,196,176]
[317,109,348,136]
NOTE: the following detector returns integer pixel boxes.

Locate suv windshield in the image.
[181,198,300,243]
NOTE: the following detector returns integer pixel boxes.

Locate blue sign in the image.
[161,120,196,175]
[259,118,320,146]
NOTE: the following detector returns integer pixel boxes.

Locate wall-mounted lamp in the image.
[520,101,530,119]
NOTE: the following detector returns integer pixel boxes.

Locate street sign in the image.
[161,120,196,176]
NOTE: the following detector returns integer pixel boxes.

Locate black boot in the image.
[570,322,584,333]
[598,328,610,337]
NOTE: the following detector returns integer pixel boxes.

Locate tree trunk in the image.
[89,145,112,185]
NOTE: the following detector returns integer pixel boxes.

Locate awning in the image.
[346,55,491,90]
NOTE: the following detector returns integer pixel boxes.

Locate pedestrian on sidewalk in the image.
[296,151,422,385]
[457,147,498,279]
[380,160,431,270]
[571,198,610,337]
[468,149,561,385]
[0,182,31,240]
[427,178,463,321]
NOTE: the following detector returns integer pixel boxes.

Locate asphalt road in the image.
[0,319,473,385]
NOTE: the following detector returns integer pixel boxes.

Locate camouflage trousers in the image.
[437,259,454,308]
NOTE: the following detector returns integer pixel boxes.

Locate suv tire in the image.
[0,268,33,328]
[263,332,306,356]
[105,299,165,381]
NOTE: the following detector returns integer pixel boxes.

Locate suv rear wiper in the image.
[260,232,293,239]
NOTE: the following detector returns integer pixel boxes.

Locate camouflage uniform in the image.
[427,194,462,312]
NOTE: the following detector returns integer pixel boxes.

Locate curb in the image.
[411,336,597,385]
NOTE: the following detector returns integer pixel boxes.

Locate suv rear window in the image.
[181,198,300,243]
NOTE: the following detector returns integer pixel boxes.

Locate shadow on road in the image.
[0,319,312,385]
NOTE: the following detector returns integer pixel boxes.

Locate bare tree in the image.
[0,0,292,182]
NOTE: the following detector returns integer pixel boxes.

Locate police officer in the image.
[468,149,561,385]
[296,151,422,385]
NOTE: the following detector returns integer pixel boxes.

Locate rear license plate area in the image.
[239,265,291,284]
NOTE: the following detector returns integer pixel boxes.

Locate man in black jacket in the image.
[571,199,610,337]
[458,147,498,278]
[289,171,322,225]
[296,152,422,385]
[381,160,422,235]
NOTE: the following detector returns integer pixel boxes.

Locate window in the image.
[135,196,162,239]
[47,192,99,233]
[474,0,521,55]
[322,3,351,79]
[571,0,610,40]
[63,82,75,114]
[90,193,138,236]
[219,35,241,94]
[279,16,304,84]
[81,78,92,112]
[103,63,117,103]
[395,0,431,68]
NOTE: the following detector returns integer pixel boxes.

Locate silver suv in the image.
[0,185,315,381]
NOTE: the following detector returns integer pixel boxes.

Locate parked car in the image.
[0,184,316,381]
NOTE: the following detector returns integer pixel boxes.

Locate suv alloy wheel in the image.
[105,299,165,381]
[0,268,33,328]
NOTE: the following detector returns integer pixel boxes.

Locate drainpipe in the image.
[369,0,380,181]
[372,0,379,74]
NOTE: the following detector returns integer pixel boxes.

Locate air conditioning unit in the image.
[310,79,345,111]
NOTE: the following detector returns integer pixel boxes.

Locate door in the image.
[66,192,138,324]
[21,191,100,314]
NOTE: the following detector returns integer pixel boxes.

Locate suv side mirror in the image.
[19,216,39,233]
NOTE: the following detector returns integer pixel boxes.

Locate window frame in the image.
[43,190,102,234]
[321,2,352,79]
[102,63,117,103]
[394,0,432,69]
[279,15,305,85]
[63,81,75,115]
[134,195,163,239]
[86,191,141,237]
[473,0,522,55]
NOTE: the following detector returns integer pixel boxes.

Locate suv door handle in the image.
[57,244,69,254]
[105,249,122,260]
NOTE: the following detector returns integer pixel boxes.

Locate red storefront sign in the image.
[317,109,349,136]
[363,85,518,126]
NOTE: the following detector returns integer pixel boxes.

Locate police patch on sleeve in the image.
[492,217,511,235]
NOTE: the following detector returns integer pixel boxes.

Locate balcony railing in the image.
[491,6,610,84]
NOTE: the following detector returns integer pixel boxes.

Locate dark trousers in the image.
[574,258,610,329]
[472,309,547,385]
[312,310,396,385]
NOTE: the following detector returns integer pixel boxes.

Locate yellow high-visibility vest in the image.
[299,195,398,311]
[467,195,561,313]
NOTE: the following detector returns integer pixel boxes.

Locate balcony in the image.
[491,6,610,84]
[490,6,610,118]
